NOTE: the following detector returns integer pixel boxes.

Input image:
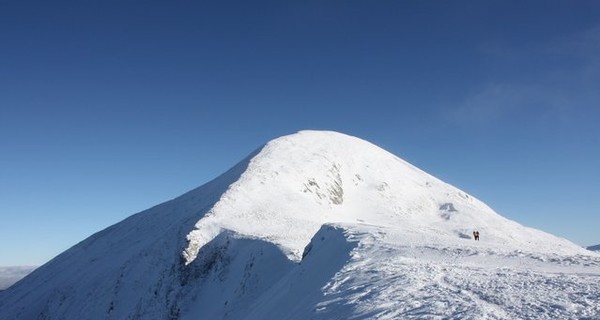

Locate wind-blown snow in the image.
[1,130,598,320]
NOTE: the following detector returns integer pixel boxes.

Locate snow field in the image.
[313,224,600,320]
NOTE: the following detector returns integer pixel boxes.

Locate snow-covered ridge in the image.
[1,130,597,320]
[183,130,587,265]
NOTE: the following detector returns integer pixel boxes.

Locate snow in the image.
[311,224,600,319]
[183,130,587,263]
[0,130,598,320]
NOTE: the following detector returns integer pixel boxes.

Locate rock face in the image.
[1,130,599,320]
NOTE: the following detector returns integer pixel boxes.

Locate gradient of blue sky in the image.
[1,1,599,265]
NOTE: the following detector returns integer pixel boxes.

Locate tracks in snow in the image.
[312,225,600,320]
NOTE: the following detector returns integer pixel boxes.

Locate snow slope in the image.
[1,130,598,320]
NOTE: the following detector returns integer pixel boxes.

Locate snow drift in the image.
[1,130,598,320]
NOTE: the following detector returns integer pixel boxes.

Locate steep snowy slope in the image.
[183,131,588,264]
[1,130,598,320]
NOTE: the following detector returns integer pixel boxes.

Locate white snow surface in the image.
[1,130,599,320]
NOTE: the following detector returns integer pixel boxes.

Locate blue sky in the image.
[1,1,599,266]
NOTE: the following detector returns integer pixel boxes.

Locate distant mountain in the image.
[588,244,600,251]
[0,266,36,290]
[1,131,599,319]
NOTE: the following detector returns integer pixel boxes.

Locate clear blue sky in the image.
[1,1,599,266]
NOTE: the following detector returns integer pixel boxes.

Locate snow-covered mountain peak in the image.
[2,130,597,320]
[183,130,587,265]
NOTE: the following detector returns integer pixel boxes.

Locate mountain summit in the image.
[183,130,584,263]
[1,130,598,319]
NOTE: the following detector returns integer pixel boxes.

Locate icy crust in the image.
[183,130,588,265]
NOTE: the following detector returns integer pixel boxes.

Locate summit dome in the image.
[1,130,598,320]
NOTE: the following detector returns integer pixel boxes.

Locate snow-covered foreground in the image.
[307,225,600,320]
[177,223,600,320]
[1,130,598,319]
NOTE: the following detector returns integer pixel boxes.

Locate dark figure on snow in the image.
[473,231,480,241]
